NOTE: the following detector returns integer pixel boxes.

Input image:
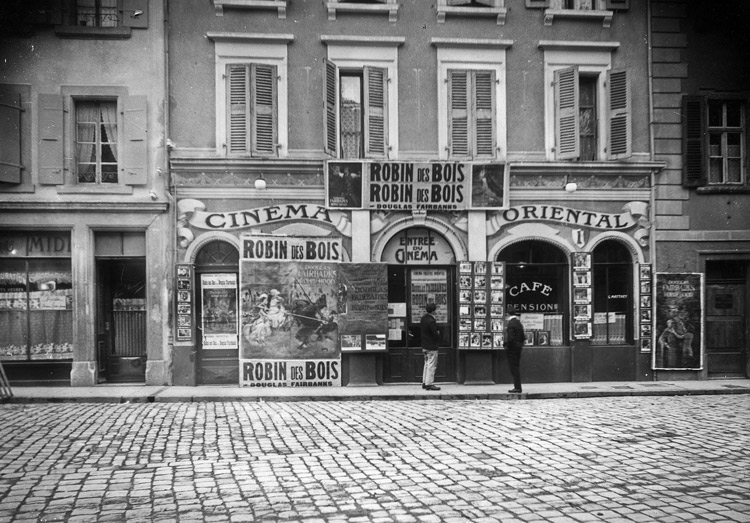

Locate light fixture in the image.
[565,182,577,193]
[254,173,267,190]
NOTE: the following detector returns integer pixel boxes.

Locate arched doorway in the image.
[499,240,570,346]
[194,240,239,385]
[381,227,456,383]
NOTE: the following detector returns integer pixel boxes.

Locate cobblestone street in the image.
[1,395,749,522]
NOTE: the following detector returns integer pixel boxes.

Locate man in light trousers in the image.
[420,302,441,391]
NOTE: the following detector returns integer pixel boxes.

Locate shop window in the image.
[500,241,568,346]
[38,90,147,187]
[0,239,74,362]
[0,84,29,186]
[55,0,148,38]
[322,37,401,159]
[326,65,388,159]
[592,240,633,345]
[226,64,279,157]
[209,33,291,159]
[683,96,747,190]
[541,43,628,161]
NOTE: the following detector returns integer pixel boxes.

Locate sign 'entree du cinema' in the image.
[326,161,507,211]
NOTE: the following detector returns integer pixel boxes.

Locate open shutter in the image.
[607,69,631,160]
[364,66,388,159]
[227,64,249,154]
[683,95,706,187]
[251,64,278,156]
[554,66,579,160]
[323,59,338,157]
[448,70,470,157]
[474,70,496,158]
[0,90,23,184]
[122,95,148,185]
[38,93,64,185]
[122,0,148,28]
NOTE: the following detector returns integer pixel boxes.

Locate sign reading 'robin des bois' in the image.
[326,161,507,211]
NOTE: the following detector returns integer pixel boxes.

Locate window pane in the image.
[727,159,741,183]
[340,75,362,159]
[709,158,723,184]
[707,100,723,127]
[77,163,96,183]
[101,0,118,27]
[727,132,741,158]
[726,100,742,127]
[708,133,722,157]
[0,260,29,361]
[28,259,73,360]
[101,164,118,183]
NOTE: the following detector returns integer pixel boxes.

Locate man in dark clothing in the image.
[420,302,441,391]
[504,313,525,393]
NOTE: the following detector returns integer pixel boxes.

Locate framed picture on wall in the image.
[536,331,550,346]
[573,253,591,270]
[525,331,535,346]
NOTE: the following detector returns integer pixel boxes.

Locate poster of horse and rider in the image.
[239,259,388,386]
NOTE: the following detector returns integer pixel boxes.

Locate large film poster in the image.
[200,274,238,350]
[653,273,703,370]
[239,261,388,387]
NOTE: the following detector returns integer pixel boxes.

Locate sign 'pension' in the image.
[326,161,507,211]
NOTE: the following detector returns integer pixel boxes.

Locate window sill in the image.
[54,25,132,39]
[544,8,613,27]
[213,0,287,18]
[0,184,35,193]
[56,185,134,195]
[326,2,399,22]
[695,185,750,194]
[437,6,507,25]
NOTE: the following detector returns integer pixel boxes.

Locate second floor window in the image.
[325,60,388,159]
[226,63,278,156]
[448,69,496,158]
[554,66,630,161]
[75,100,118,184]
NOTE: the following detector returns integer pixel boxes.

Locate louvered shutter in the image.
[122,0,148,28]
[227,64,249,154]
[251,64,278,156]
[554,66,579,160]
[682,95,706,187]
[364,66,388,159]
[122,95,148,185]
[323,59,338,157]
[474,70,496,158]
[38,93,64,184]
[0,90,23,184]
[607,69,631,160]
[448,70,470,157]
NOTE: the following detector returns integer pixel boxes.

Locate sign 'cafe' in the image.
[173,159,653,387]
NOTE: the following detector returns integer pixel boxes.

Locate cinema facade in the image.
[170,157,664,387]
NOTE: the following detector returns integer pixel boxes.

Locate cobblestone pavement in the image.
[0,395,749,523]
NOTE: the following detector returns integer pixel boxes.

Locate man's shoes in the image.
[424,385,441,391]
[508,388,522,393]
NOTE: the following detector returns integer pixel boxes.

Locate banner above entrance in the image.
[326,161,508,211]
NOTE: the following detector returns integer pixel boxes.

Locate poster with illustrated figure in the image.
[239,261,387,386]
[653,273,703,370]
[200,274,238,350]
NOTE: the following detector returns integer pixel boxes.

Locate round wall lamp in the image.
[254,173,267,190]
[564,182,577,193]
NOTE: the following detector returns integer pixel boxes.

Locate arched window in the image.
[195,241,239,269]
[592,240,633,345]
[499,241,568,346]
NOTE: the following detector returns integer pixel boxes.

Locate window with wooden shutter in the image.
[0,90,23,184]
[323,59,338,157]
[226,63,278,157]
[554,66,579,160]
[682,95,706,187]
[448,70,470,157]
[251,64,278,156]
[607,69,631,160]
[38,93,65,185]
[448,69,496,159]
[122,95,147,185]
[364,66,388,158]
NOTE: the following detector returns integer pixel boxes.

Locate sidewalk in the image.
[3,378,750,403]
